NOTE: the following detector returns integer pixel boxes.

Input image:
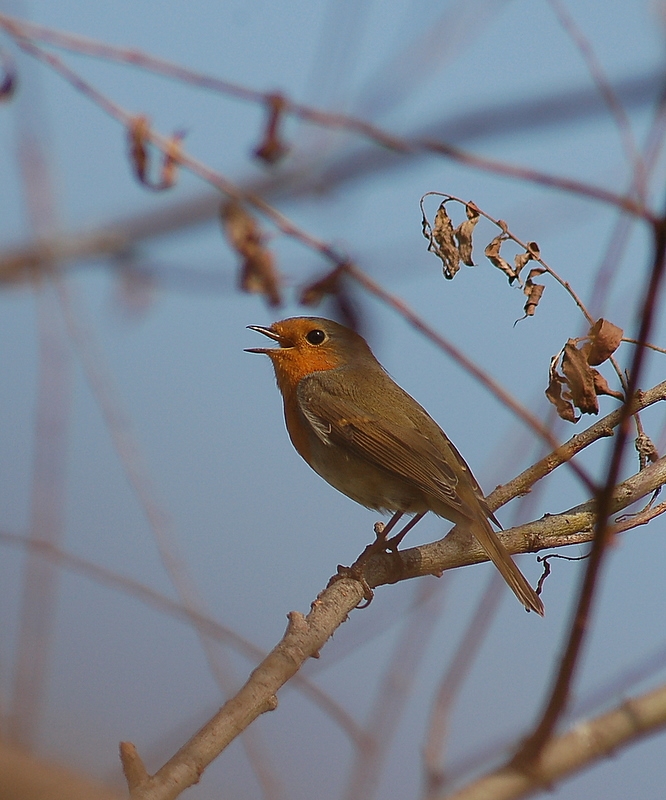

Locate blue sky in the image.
[1,1,666,798]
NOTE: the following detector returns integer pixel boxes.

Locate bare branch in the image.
[488,379,666,511]
[512,213,666,766]
[0,13,655,221]
[438,681,666,800]
[117,454,666,798]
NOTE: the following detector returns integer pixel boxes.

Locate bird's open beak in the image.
[245,324,286,353]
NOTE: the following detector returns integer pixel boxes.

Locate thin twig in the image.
[0,13,655,222]
[622,337,666,355]
[589,75,666,318]
[546,0,647,197]
[511,209,666,767]
[487,379,666,511]
[9,286,72,748]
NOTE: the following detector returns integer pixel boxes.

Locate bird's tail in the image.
[471,518,544,616]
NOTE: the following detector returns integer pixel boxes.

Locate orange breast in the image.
[268,347,341,467]
[282,388,312,464]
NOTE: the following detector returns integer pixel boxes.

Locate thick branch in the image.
[438,681,666,800]
[122,590,365,799]
[372,454,666,585]
[511,209,666,766]
[120,456,666,799]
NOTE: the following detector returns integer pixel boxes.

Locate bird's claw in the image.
[329,563,375,607]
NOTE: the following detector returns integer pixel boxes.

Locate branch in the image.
[511,209,666,765]
[119,455,666,799]
[438,681,666,800]
[384,454,666,585]
[487,379,666,511]
[121,593,366,800]
[0,13,655,221]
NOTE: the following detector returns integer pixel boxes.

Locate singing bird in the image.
[247,316,543,615]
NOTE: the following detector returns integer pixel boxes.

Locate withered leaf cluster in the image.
[546,319,624,422]
[485,230,540,285]
[484,227,544,317]
[221,201,281,307]
[422,201,480,279]
[254,93,290,166]
[423,200,546,317]
[128,116,183,191]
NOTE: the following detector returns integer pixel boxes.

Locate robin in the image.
[247,316,544,615]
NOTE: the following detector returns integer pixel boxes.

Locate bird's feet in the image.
[329,562,375,608]
[327,518,412,607]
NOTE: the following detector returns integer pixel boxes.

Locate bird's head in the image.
[246,316,374,393]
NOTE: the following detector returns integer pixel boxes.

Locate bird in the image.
[247,316,544,615]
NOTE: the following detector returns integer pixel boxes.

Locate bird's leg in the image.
[370,511,403,552]
[386,512,426,552]
[327,511,406,608]
[380,512,426,583]
[354,511,405,562]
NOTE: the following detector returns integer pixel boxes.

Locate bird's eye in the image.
[306,328,326,345]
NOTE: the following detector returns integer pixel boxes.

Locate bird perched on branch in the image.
[247,316,543,615]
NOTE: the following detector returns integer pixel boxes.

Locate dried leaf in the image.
[453,202,480,266]
[222,201,256,252]
[546,322,624,423]
[300,265,345,306]
[128,116,183,191]
[221,201,281,306]
[484,223,518,283]
[513,241,540,281]
[591,369,624,401]
[522,283,545,318]
[254,93,290,165]
[585,318,623,365]
[520,267,545,319]
[427,202,460,279]
[562,341,599,415]
[545,369,578,422]
[129,116,150,182]
[160,131,185,188]
[299,265,360,330]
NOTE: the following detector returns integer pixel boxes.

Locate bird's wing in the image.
[297,376,469,516]
[298,374,543,615]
